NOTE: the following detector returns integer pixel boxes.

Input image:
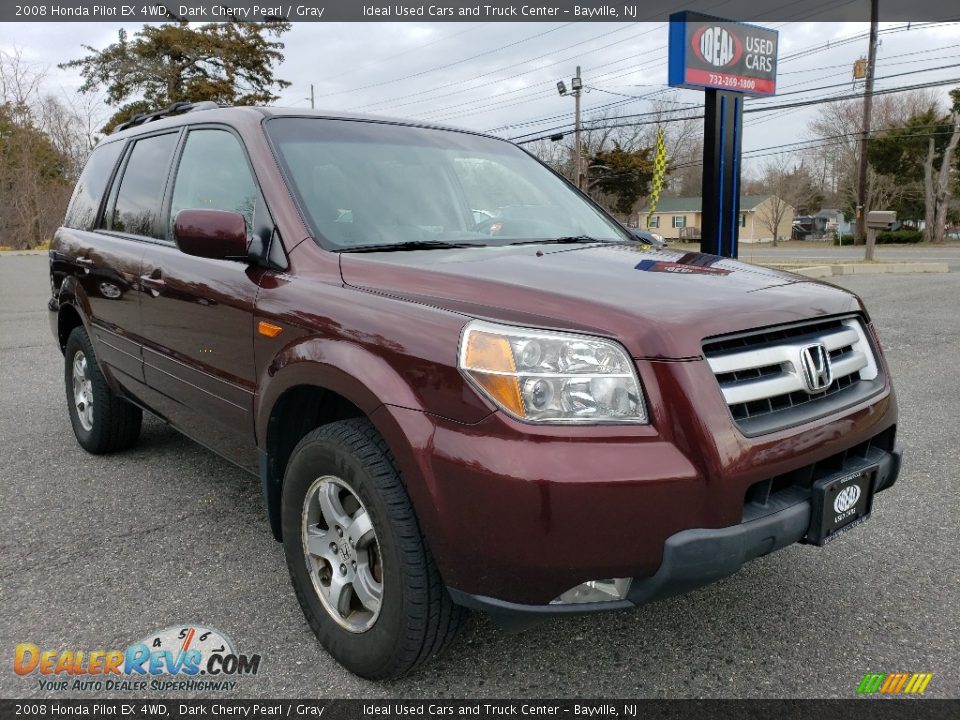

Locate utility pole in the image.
[855,0,879,245]
[574,66,583,190]
[310,84,315,109]
[557,67,584,189]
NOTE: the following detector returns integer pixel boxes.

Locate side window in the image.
[64,141,124,231]
[169,129,257,236]
[109,133,179,238]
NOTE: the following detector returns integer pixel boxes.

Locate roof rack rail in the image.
[113,101,227,133]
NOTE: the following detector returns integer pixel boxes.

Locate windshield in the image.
[265,117,630,250]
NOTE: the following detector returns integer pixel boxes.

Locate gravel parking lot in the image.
[1,252,958,699]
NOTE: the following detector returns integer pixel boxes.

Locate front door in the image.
[139,127,268,471]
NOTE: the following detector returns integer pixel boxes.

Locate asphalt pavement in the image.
[1,252,958,699]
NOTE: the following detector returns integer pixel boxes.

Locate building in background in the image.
[646,195,795,242]
[815,208,852,237]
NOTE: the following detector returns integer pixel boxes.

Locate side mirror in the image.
[174,209,249,261]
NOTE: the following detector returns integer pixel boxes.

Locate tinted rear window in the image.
[63,141,124,231]
[109,133,179,238]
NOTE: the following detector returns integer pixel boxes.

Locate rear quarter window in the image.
[63,141,124,231]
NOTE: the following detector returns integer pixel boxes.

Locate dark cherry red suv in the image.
[49,103,901,679]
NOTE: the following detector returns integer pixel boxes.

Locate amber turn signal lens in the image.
[258,321,283,338]
[464,331,515,372]
[462,330,525,415]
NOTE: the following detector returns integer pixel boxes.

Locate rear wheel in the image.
[281,418,465,679]
[64,326,142,454]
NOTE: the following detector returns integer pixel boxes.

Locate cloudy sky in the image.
[2,19,959,171]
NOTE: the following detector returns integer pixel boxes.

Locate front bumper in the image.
[449,446,902,627]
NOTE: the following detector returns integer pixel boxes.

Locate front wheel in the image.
[63,326,142,454]
[281,418,465,679]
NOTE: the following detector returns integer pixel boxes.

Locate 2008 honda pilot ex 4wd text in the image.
[49,103,902,679]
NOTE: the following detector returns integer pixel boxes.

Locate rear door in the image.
[53,135,175,393]
[138,126,268,471]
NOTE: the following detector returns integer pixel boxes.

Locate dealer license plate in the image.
[805,467,877,546]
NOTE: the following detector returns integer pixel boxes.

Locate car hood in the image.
[339,243,863,359]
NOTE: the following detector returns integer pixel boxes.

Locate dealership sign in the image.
[668,12,778,96]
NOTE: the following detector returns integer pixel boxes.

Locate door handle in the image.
[76,257,95,267]
[140,270,165,295]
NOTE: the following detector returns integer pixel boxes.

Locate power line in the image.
[352,22,667,114]
[509,66,960,144]
[329,23,492,82]
[313,23,574,101]
[418,47,668,121]
[667,128,958,171]
[512,77,960,145]
[354,0,745,113]
[469,22,960,137]
[358,0,778,118]
[506,51,960,138]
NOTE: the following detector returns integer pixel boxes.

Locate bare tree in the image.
[757,197,791,246]
[806,88,943,226]
[753,155,818,246]
[525,138,569,175]
[926,109,960,244]
[0,48,90,248]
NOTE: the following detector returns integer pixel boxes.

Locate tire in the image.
[64,325,142,454]
[281,418,465,679]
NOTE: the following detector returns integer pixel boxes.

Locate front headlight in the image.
[458,320,648,424]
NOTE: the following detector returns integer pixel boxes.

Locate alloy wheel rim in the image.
[301,475,383,633]
[72,351,94,432]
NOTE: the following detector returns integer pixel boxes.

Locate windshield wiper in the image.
[506,235,612,246]
[340,240,483,253]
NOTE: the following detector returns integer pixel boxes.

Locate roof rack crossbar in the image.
[113,101,227,133]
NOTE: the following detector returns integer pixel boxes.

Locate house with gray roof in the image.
[645,195,795,242]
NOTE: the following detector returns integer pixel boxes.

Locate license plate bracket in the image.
[805,466,877,546]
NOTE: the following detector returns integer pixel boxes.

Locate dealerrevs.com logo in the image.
[14,625,261,692]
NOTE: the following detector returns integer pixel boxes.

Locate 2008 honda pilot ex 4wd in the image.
[49,103,902,679]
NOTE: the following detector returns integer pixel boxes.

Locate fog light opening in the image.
[549,578,632,605]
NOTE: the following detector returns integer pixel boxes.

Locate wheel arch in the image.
[260,382,370,540]
[57,303,85,352]
[256,333,469,542]
[54,275,92,352]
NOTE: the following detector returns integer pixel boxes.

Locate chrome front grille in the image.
[703,317,881,435]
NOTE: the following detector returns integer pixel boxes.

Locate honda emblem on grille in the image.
[799,343,833,393]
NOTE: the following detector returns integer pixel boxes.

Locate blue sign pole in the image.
[702,90,743,258]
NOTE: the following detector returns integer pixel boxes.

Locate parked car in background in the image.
[49,103,902,680]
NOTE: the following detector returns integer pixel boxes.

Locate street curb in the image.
[794,265,834,278]
[0,250,47,256]
[795,262,950,278]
